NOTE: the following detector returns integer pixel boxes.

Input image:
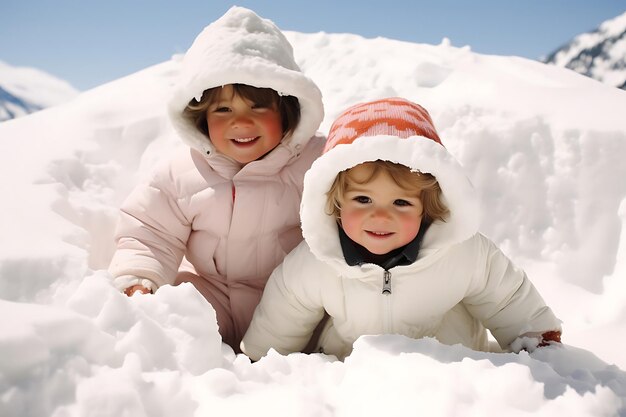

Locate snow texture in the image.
[1,24,626,417]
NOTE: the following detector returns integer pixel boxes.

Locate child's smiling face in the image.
[339,164,424,255]
[206,85,283,164]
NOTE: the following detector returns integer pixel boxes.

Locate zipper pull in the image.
[382,270,392,295]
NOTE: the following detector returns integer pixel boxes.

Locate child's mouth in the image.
[232,136,260,145]
[366,231,393,238]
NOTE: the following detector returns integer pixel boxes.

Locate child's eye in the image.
[251,103,270,110]
[394,199,412,207]
[353,196,371,204]
[214,106,231,113]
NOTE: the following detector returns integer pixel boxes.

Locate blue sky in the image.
[1,1,624,91]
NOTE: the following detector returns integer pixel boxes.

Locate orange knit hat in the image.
[324,97,442,153]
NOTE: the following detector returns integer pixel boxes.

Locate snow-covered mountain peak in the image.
[543,11,626,89]
[0,60,79,122]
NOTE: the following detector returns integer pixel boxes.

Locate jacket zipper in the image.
[382,270,392,333]
[382,270,392,295]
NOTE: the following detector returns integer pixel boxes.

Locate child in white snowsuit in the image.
[241,98,561,360]
[108,7,324,352]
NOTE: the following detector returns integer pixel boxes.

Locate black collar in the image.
[338,222,430,270]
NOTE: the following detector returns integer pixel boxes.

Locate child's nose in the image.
[231,114,254,127]
[371,207,392,220]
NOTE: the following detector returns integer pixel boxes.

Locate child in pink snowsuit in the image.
[108,7,324,352]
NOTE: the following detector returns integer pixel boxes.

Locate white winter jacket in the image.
[242,130,561,361]
[108,7,324,349]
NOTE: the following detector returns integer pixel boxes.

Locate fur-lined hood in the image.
[167,7,323,156]
[300,107,480,275]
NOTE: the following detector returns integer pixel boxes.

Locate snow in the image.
[1,26,626,416]
[0,60,79,121]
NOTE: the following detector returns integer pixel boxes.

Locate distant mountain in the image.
[543,11,626,90]
[0,60,79,122]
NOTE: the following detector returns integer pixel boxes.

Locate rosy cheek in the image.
[339,209,362,239]
[401,213,422,235]
[263,113,283,137]
[207,117,218,132]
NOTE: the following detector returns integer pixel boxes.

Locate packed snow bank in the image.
[0,273,224,416]
[2,276,625,417]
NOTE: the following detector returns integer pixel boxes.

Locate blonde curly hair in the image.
[326,160,449,224]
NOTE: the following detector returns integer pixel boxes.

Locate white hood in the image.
[167,6,324,155]
[300,134,481,273]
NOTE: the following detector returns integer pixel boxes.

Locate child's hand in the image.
[124,285,152,296]
[537,330,561,347]
[511,330,562,353]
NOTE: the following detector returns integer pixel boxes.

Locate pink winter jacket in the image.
[110,137,324,349]
[108,7,325,351]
